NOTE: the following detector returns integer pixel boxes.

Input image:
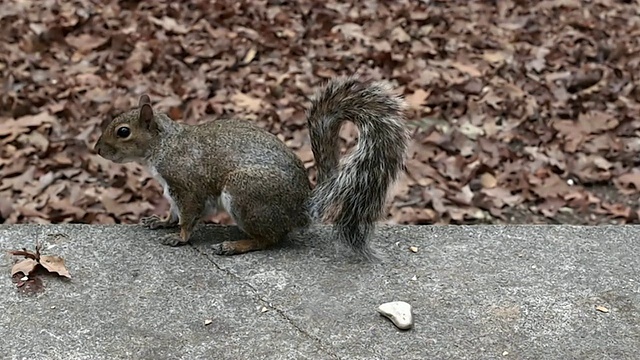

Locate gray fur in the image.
[94,76,409,260]
[307,76,410,259]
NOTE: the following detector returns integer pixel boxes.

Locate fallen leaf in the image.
[0,112,57,138]
[406,89,430,109]
[480,173,498,189]
[148,16,189,34]
[451,62,482,77]
[459,122,484,140]
[482,51,509,65]
[231,92,264,112]
[11,258,39,276]
[615,173,640,194]
[390,27,411,43]
[65,34,109,53]
[8,242,71,279]
[1,0,639,230]
[567,68,603,93]
[332,23,369,44]
[0,195,13,218]
[240,46,258,65]
[39,255,71,279]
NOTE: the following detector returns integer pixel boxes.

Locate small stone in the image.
[204,319,213,326]
[502,351,509,356]
[596,305,609,313]
[411,275,417,281]
[50,306,56,309]
[260,306,269,313]
[378,301,414,330]
[409,246,418,253]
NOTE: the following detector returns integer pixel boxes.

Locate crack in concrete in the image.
[190,244,342,360]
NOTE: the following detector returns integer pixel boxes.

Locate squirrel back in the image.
[307,77,409,259]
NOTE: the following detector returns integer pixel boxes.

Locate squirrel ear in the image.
[139,94,151,107]
[139,103,155,130]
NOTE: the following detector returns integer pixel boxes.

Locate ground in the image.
[1,0,640,226]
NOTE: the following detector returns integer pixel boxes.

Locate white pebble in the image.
[378,301,414,330]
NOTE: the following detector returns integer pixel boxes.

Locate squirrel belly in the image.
[94,77,409,259]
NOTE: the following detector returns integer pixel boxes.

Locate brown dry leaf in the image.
[2,0,640,228]
[480,173,498,189]
[11,258,39,276]
[482,51,509,65]
[481,187,523,208]
[332,23,369,44]
[615,173,640,194]
[0,195,13,218]
[390,27,411,43]
[125,42,154,74]
[240,46,258,65]
[406,89,430,109]
[567,68,603,93]
[531,173,572,198]
[148,16,189,34]
[65,34,109,53]
[231,92,264,112]
[0,112,57,138]
[601,202,632,219]
[577,111,619,135]
[538,197,566,218]
[451,62,482,77]
[39,255,72,279]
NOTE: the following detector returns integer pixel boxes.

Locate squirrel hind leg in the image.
[212,169,310,255]
[211,237,280,256]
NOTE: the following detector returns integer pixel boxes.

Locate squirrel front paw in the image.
[159,234,188,247]
[141,215,178,230]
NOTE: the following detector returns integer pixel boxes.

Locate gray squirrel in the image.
[95,77,409,259]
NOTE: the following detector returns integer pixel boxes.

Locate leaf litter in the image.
[8,240,71,294]
[0,0,640,227]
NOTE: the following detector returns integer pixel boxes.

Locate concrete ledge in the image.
[1,224,638,359]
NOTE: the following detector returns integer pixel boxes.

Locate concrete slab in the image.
[1,224,639,359]
[0,225,331,360]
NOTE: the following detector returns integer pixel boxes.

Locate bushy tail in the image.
[307,76,409,260]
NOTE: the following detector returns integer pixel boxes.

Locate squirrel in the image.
[95,77,409,259]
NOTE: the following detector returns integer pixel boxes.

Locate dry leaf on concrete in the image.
[11,258,39,277]
[8,242,71,279]
[39,255,72,278]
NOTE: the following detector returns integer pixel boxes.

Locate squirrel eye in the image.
[116,126,131,138]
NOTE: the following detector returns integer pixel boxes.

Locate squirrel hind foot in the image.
[211,237,278,256]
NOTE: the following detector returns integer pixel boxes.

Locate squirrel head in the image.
[95,94,160,164]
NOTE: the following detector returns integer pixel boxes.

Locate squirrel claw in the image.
[211,243,232,255]
[159,234,187,247]
[142,215,177,230]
